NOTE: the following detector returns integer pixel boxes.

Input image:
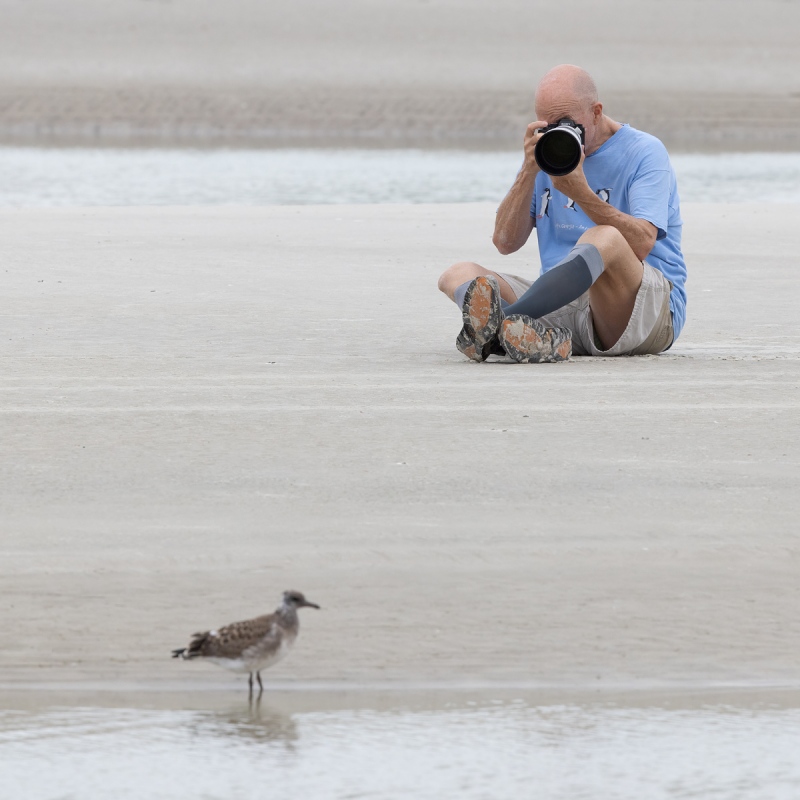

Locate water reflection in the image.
[200,696,299,749]
[1,692,799,800]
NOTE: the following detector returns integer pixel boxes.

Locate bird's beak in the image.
[302,601,321,609]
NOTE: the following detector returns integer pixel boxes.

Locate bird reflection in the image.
[198,699,299,750]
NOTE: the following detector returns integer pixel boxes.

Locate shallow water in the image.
[1,148,799,207]
[3,690,799,799]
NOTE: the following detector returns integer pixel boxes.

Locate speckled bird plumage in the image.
[171,590,319,693]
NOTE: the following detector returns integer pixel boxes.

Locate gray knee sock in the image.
[453,280,471,309]
[504,243,604,320]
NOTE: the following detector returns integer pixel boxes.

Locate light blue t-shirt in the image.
[529,124,687,339]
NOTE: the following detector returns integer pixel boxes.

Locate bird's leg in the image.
[248,672,254,699]
[257,671,264,696]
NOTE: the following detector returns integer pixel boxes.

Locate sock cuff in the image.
[570,243,604,283]
[453,280,472,309]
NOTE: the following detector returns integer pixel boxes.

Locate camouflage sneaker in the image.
[456,275,504,362]
[456,326,506,362]
[498,314,572,363]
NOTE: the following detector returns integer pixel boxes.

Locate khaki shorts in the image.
[496,262,674,356]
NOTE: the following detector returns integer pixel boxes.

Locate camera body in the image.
[534,118,586,177]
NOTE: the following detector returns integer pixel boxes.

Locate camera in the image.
[534,118,585,177]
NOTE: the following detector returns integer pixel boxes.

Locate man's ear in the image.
[592,102,603,121]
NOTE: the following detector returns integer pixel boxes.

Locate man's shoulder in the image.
[598,124,672,176]
[616,125,670,161]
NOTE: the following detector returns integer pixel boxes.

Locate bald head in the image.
[535,64,599,120]
[532,64,617,154]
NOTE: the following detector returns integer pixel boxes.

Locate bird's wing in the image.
[188,614,280,659]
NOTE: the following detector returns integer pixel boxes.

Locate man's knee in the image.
[437,265,456,295]
[578,225,627,254]
[438,261,481,297]
[578,226,641,282]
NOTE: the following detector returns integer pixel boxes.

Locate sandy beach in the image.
[2,202,798,691]
[0,0,798,701]
[1,0,799,149]
[2,7,799,798]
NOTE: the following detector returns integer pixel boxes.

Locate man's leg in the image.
[580,226,643,350]
[503,242,603,320]
[439,228,642,360]
[502,225,643,352]
[440,262,567,363]
[438,261,520,306]
[438,263,518,362]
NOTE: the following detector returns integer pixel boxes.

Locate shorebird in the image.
[171,590,320,694]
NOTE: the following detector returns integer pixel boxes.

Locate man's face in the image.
[535,94,598,152]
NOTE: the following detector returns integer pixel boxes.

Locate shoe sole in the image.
[462,275,503,350]
[499,315,572,363]
[456,326,491,362]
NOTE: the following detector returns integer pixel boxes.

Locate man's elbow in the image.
[633,225,658,262]
[493,233,520,255]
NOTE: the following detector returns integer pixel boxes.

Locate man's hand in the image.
[523,121,549,174]
[550,149,590,200]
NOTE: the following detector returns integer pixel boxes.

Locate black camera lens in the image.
[534,120,585,176]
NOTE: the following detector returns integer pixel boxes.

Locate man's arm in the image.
[492,122,547,255]
[552,161,657,262]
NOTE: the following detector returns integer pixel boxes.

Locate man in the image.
[438,64,687,363]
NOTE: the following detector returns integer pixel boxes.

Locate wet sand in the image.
[5,689,800,799]
[2,202,798,692]
[1,0,799,149]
